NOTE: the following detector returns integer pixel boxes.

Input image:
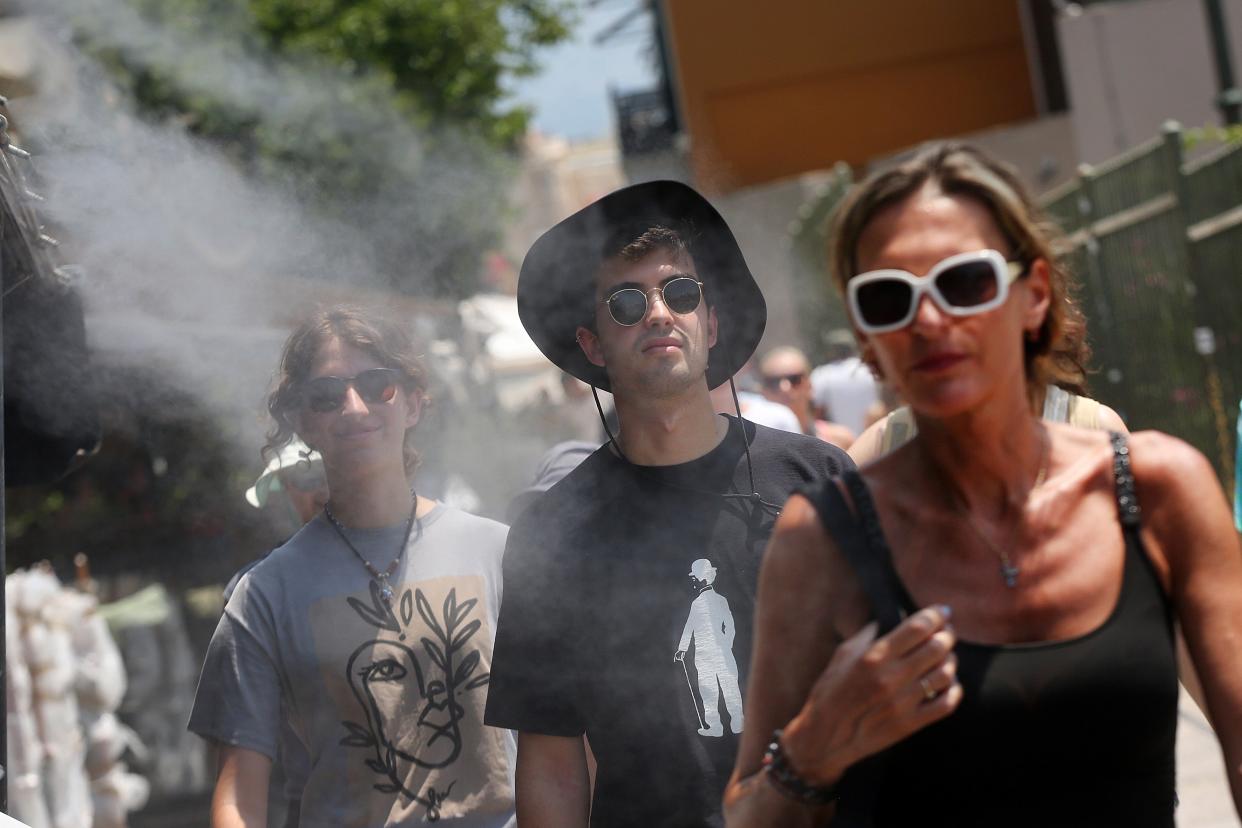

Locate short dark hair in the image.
[585,223,703,331]
[266,305,428,473]
[599,223,692,263]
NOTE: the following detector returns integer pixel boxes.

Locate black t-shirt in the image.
[485,415,852,827]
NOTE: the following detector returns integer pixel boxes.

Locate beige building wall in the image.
[871,113,1080,194]
[503,131,626,281]
[1058,0,1242,164]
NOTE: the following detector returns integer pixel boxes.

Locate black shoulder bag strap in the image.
[797,471,901,827]
[798,471,903,633]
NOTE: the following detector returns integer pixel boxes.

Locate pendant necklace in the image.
[323,489,419,606]
[944,429,1049,589]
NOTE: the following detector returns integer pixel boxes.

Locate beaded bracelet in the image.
[761,729,840,806]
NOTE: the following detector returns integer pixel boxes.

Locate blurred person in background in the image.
[485,181,851,828]
[504,439,600,524]
[726,143,1242,826]
[809,329,879,436]
[709,364,803,434]
[759,346,855,449]
[190,306,515,827]
[556,372,609,443]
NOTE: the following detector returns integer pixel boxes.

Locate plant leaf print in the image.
[417,590,446,641]
[346,581,401,632]
[401,589,414,627]
[342,583,492,820]
[453,650,480,686]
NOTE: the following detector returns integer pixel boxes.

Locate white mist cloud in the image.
[11,0,510,462]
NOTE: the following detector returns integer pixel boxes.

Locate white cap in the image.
[245,439,323,508]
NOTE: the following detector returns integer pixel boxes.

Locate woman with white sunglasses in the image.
[724,144,1242,826]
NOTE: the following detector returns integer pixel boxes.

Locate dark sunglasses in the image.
[762,372,807,389]
[299,368,402,414]
[847,249,1026,335]
[600,276,704,327]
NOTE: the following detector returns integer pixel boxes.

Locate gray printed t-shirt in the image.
[189,505,515,827]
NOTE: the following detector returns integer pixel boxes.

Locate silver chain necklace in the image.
[323,490,419,606]
[938,428,1049,589]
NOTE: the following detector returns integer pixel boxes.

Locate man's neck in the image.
[612,387,728,466]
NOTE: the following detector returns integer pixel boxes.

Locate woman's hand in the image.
[725,496,961,827]
[780,605,962,786]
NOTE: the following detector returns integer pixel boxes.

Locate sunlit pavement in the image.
[1178,686,1239,827]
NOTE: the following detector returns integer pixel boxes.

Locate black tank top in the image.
[802,433,1178,827]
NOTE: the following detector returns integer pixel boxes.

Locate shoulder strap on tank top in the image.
[1067,393,1102,430]
[798,474,902,828]
[1110,431,1143,529]
[1042,384,1070,422]
[798,474,905,634]
[879,407,916,456]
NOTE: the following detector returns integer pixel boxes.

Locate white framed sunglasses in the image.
[847,249,1027,335]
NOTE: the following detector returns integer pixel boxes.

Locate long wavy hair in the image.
[265,306,428,474]
[827,142,1090,399]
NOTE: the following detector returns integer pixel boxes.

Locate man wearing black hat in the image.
[484,181,852,826]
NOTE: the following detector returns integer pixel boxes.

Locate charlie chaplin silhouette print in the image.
[674,559,745,737]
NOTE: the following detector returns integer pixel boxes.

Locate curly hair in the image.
[827,142,1090,399]
[265,306,428,474]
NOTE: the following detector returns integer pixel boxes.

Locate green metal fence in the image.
[1045,122,1240,489]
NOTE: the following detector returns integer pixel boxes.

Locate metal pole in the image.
[651,0,681,135]
[1203,0,1242,124]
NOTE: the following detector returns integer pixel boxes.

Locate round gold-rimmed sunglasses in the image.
[600,276,704,326]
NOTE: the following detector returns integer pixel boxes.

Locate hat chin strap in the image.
[591,383,617,448]
[589,379,779,515]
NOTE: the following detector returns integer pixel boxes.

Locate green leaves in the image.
[60,0,574,297]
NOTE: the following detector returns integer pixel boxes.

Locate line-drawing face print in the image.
[673,559,745,737]
[340,581,490,821]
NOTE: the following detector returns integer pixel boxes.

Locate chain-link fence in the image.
[1042,122,1240,490]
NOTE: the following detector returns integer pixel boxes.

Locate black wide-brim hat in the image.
[517,180,766,392]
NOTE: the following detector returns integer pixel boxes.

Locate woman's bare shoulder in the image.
[765,493,835,576]
[1126,429,1214,481]
[1122,430,1225,536]
[848,416,887,465]
[1042,424,1210,494]
[764,489,873,637]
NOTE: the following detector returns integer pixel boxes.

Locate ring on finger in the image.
[919,677,937,702]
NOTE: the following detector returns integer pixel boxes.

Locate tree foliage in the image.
[65,0,574,296]
[248,0,570,146]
